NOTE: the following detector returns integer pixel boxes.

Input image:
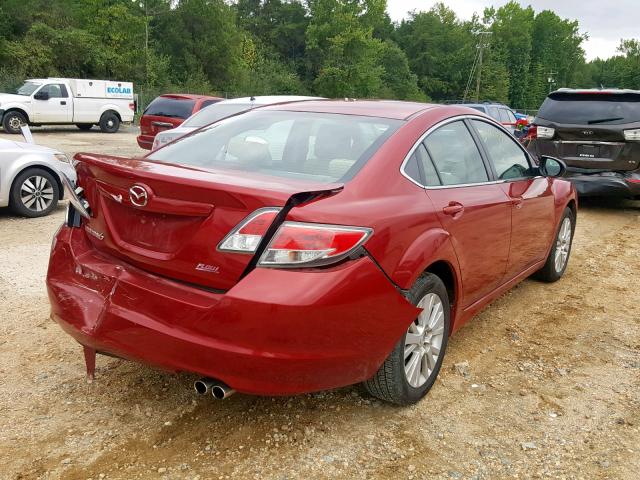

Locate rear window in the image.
[538,93,640,125]
[148,111,402,183]
[144,96,196,119]
[182,104,252,128]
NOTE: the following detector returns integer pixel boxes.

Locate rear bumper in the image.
[136,134,153,150]
[565,171,640,198]
[47,226,418,395]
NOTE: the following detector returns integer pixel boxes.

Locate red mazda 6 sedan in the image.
[48,100,577,405]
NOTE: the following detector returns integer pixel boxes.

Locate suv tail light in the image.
[623,128,640,141]
[218,208,281,253]
[258,222,372,268]
[536,126,555,139]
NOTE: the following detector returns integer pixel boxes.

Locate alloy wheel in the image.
[554,217,572,273]
[404,292,446,388]
[21,175,54,213]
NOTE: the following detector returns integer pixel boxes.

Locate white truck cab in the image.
[0,78,135,134]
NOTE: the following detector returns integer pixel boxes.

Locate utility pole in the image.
[475,32,492,102]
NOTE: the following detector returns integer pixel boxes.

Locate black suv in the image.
[527,89,640,198]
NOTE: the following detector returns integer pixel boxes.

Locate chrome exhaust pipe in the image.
[211,382,235,400]
[194,378,216,395]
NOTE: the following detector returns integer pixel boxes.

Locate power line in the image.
[464,31,492,102]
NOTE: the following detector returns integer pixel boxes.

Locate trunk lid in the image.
[535,124,640,171]
[139,114,185,137]
[74,153,341,290]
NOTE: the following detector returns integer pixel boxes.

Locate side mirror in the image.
[34,90,49,100]
[539,156,567,178]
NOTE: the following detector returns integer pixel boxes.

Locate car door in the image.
[470,119,556,280]
[32,83,72,123]
[417,119,512,308]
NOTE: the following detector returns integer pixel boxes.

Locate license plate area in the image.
[577,144,598,158]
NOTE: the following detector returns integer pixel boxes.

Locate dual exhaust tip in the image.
[194,378,235,400]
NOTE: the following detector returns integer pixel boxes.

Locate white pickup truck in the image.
[0,78,135,134]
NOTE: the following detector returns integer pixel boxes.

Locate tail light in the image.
[129,102,135,111]
[258,222,372,268]
[536,126,555,139]
[623,128,640,141]
[218,208,281,253]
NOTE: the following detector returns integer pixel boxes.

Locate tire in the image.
[533,207,575,283]
[9,167,60,218]
[99,111,120,133]
[3,110,28,134]
[364,273,450,405]
[76,123,93,131]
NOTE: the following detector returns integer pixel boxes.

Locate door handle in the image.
[60,101,66,105]
[442,202,464,216]
[512,197,524,209]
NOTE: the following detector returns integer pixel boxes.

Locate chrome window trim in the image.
[400,114,538,189]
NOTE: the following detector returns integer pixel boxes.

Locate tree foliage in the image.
[0,0,638,109]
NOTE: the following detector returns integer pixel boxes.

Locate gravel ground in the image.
[0,127,639,480]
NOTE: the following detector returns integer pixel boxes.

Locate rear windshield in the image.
[182,103,252,128]
[148,111,402,183]
[538,93,640,125]
[144,97,196,119]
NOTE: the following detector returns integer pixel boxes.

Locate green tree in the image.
[484,2,535,108]
[395,4,475,101]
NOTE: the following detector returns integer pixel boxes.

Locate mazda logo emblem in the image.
[129,185,149,207]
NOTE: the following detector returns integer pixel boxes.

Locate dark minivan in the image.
[527,88,640,198]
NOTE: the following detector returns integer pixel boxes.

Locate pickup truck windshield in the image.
[148,110,402,183]
[16,82,41,96]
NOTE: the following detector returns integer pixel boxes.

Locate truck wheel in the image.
[99,111,120,133]
[3,111,28,134]
[76,123,93,131]
[10,167,60,217]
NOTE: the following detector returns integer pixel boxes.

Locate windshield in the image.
[183,103,252,128]
[148,111,402,183]
[538,93,640,125]
[16,81,41,96]
[144,97,196,119]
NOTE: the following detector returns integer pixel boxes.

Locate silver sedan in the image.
[0,135,76,217]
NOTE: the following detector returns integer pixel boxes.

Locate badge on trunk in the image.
[129,184,149,207]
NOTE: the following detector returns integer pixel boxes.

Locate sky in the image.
[386,0,640,61]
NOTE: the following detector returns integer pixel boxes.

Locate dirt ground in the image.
[0,127,638,480]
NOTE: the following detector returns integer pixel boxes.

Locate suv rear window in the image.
[537,93,640,125]
[148,111,401,183]
[144,96,196,119]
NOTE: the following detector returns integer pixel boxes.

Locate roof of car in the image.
[553,88,640,95]
[160,93,222,101]
[264,99,440,120]
[217,95,322,106]
[461,102,511,108]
